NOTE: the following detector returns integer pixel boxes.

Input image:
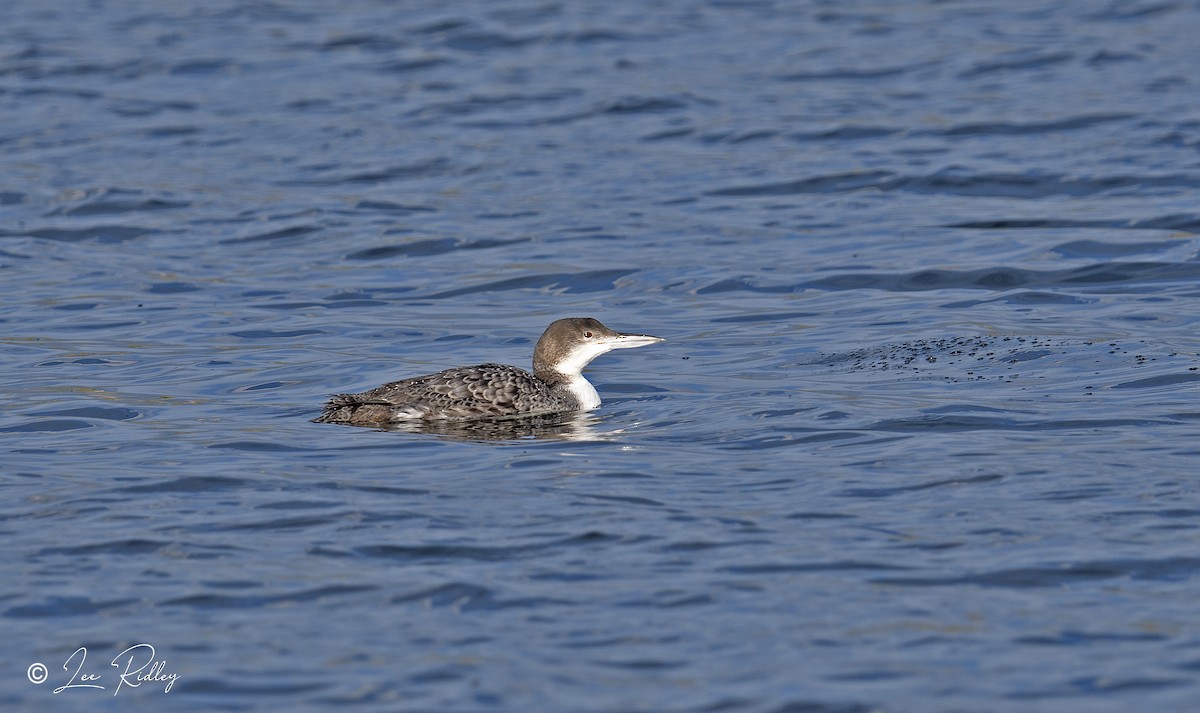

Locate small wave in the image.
[45,188,188,216]
[219,225,321,245]
[959,51,1075,77]
[875,556,1200,588]
[708,170,1200,199]
[945,214,1200,234]
[0,225,160,243]
[423,268,637,298]
[699,262,1200,293]
[347,236,529,260]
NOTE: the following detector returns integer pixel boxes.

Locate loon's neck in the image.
[539,369,601,411]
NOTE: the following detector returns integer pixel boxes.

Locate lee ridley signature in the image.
[27,644,180,695]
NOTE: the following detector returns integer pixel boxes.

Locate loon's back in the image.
[314,363,575,425]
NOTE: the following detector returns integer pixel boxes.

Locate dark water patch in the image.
[960,51,1075,77]
[343,160,463,184]
[45,193,188,216]
[892,171,1200,199]
[1051,239,1192,258]
[1086,2,1181,21]
[411,90,581,118]
[310,298,389,308]
[0,225,159,243]
[1006,675,1191,698]
[790,125,901,141]
[946,214,1200,233]
[219,225,321,245]
[576,493,665,508]
[377,55,452,73]
[228,328,325,339]
[59,320,145,331]
[1015,630,1169,645]
[462,94,703,129]
[1088,49,1144,64]
[147,281,201,294]
[107,98,197,117]
[701,262,1200,294]
[933,113,1132,136]
[707,170,892,197]
[116,475,248,493]
[941,291,1095,308]
[353,200,437,214]
[208,440,315,452]
[1112,373,1200,389]
[840,474,1002,498]
[717,431,864,450]
[710,170,1200,199]
[724,560,909,575]
[442,30,532,52]
[347,236,529,260]
[5,596,137,618]
[28,406,140,421]
[662,539,768,552]
[257,499,342,510]
[6,85,104,99]
[313,482,430,497]
[234,380,293,392]
[641,127,696,141]
[322,532,625,563]
[778,64,919,81]
[170,58,237,76]
[619,588,710,604]
[410,18,470,34]
[476,210,538,220]
[423,268,636,298]
[593,657,687,670]
[603,95,692,114]
[550,29,638,44]
[1,419,95,433]
[872,415,1170,433]
[709,310,819,323]
[315,33,406,52]
[37,538,169,556]
[390,583,572,610]
[709,129,779,144]
[163,585,377,610]
[877,556,1200,588]
[213,515,341,532]
[178,678,329,695]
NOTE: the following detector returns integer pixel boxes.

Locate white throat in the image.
[563,374,601,411]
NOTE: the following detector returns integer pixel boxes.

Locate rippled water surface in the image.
[4,1,1200,711]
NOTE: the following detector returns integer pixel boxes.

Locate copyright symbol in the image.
[27,662,48,685]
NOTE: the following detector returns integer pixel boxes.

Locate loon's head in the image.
[532,317,663,379]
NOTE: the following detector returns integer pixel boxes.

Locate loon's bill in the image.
[314,317,663,426]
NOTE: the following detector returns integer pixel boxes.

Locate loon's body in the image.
[315,317,663,426]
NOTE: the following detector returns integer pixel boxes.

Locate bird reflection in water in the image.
[377,411,613,443]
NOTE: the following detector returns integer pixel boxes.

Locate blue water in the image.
[4,1,1200,711]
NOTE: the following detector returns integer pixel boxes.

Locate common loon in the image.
[314,317,663,425]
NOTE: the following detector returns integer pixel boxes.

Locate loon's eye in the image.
[584,331,593,338]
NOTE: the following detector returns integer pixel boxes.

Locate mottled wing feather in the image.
[315,364,568,425]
